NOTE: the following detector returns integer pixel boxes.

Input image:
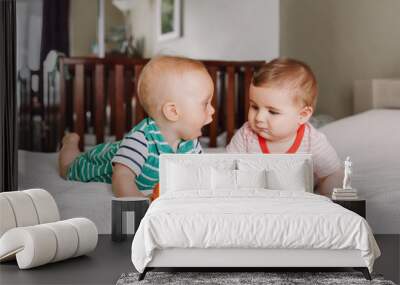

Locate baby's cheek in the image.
[247,110,256,122]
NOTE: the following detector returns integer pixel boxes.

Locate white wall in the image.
[280,0,400,119]
[69,0,98,56]
[130,0,279,60]
[69,0,124,56]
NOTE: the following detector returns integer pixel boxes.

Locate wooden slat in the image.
[94,64,105,144]
[74,64,85,150]
[125,69,133,132]
[114,65,125,140]
[45,73,51,150]
[42,73,49,149]
[226,66,235,145]
[108,70,116,135]
[59,58,66,142]
[208,66,218,147]
[244,66,253,120]
[134,65,145,124]
[84,72,92,133]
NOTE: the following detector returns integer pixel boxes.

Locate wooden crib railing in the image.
[59,57,264,150]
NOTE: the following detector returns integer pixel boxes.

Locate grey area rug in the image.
[116,271,396,285]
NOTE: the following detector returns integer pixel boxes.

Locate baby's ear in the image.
[299,106,313,124]
[162,102,179,122]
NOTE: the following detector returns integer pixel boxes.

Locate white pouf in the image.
[0,189,98,269]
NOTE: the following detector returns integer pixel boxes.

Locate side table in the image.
[112,197,150,242]
[332,199,366,218]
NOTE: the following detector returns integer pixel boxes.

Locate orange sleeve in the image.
[150,183,160,201]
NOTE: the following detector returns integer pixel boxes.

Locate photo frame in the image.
[156,0,181,42]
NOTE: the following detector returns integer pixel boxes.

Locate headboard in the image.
[58,57,264,151]
[353,79,400,114]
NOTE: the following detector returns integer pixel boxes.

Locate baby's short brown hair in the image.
[252,58,318,109]
[137,56,208,116]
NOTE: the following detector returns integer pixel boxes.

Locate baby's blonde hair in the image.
[252,58,318,109]
[137,56,208,116]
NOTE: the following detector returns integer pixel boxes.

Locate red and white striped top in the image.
[226,122,341,182]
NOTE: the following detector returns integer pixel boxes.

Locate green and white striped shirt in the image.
[67,118,202,192]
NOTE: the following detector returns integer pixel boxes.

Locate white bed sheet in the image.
[131,190,380,273]
[319,109,400,234]
[17,148,225,234]
[18,150,114,234]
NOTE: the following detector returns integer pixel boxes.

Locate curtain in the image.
[0,0,18,192]
[38,0,69,151]
[40,0,70,63]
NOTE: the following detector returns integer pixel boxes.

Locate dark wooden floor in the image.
[0,235,398,285]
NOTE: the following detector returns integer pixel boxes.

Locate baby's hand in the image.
[316,169,344,197]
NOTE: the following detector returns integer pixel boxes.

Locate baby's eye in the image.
[250,105,259,110]
[269,110,280,115]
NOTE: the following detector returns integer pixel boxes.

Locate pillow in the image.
[237,159,309,192]
[236,169,268,189]
[266,162,307,191]
[166,162,212,192]
[211,168,268,191]
[211,168,237,190]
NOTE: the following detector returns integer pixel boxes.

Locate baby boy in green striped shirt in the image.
[58,56,215,199]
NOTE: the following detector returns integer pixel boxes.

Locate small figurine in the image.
[332,156,358,200]
[342,156,352,190]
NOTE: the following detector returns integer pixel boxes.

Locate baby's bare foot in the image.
[59,133,81,178]
[62,133,80,148]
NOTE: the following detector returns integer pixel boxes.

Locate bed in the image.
[319,109,400,234]
[131,154,380,280]
[318,78,400,234]
[17,147,224,234]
